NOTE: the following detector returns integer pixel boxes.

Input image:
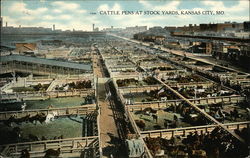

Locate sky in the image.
[1,0,249,31]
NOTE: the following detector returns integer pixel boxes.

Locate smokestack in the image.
[6,22,7,27]
[93,24,95,31]
[53,24,55,31]
[19,25,21,28]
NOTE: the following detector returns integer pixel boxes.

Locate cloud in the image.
[43,15,55,20]
[139,0,180,10]
[20,16,36,21]
[58,15,72,20]
[138,0,151,8]
[154,1,180,10]
[9,2,26,12]
[97,4,109,11]
[9,2,47,16]
[51,1,79,11]
[201,0,249,23]
[96,2,182,27]
[78,10,86,14]
[97,3,124,20]
[51,2,86,14]
[2,0,249,31]
[97,3,122,12]
[2,16,19,25]
[202,0,249,12]
[52,9,62,14]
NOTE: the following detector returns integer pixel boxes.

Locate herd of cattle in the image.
[145,127,249,158]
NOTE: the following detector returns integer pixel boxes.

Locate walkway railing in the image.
[0,136,99,157]
[0,89,95,100]
[140,121,250,139]
[0,104,96,120]
[127,95,246,111]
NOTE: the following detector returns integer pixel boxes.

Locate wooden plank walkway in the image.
[119,85,162,94]
[0,89,94,100]
[140,121,250,139]
[0,136,99,158]
[93,51,120,157]
[0,104,96,120]
[127,95,245,111]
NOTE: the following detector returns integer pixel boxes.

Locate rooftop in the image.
[0,55,92,71]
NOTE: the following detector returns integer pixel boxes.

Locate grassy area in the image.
[133,111,191,131]
[0,116,84,144]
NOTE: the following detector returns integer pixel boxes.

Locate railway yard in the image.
[0,34,249,158]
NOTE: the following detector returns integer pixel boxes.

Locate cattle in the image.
[19,114,31,123]
[142,107,157,116]
[116,78,139,87]
[4,115,16,127]
[230,108,239,121]
[28,134,39,141]
[20,149,30,158]
[135,120,146,131]
[246,108,250,119]
[42,136,47,140]
[57,135,63,139]
[191,150,207,158]
[44,148,60,158]
[152,114,158,123]
[29,113,47,124]
[45,111,58,124]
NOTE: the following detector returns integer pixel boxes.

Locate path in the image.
[93,50,127,157]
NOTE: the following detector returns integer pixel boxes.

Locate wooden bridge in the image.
[0,104,97,120]
[140,121,250,139]
[0,136,100,158]
[0,89,95,101]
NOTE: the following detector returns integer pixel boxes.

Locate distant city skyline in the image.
[1,0,249,31]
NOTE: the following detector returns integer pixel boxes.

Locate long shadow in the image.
[67,115,83,124]
[102,132,125,158]
[103,81,129,158]
[67,115,86,137]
